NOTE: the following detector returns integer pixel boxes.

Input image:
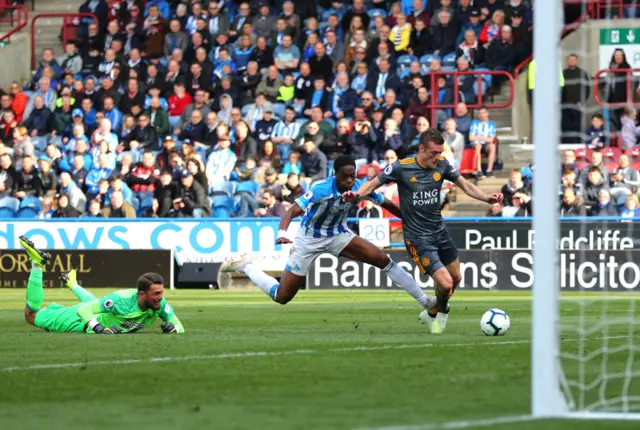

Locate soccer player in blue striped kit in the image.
[221,155,438,316]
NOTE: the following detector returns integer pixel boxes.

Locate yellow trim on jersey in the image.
[399,157,416,165]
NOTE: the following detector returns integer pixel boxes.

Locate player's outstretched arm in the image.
[276,203,304,245]
[380,198,403,219]
[455,176,503,204]
[343,177,383,202]
[158,301,184,334]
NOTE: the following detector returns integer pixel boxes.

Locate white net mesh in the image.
[554,0,640,415]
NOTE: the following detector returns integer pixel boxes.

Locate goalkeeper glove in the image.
[89,320,122,334]
[59,269,77,290]
[161,322,178,334]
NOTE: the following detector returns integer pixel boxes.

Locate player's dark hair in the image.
[334,155,356,173]
[418,128,445,147]
[137,273,164,292]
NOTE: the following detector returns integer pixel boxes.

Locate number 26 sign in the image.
[358,219,390,247]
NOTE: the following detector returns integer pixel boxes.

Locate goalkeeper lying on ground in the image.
[20,235,184,334]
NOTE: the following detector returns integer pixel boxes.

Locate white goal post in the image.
[532,0,640,421]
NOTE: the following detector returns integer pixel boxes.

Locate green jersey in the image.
[377,156,460,240]
[81,289,180,334]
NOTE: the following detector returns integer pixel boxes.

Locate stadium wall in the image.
[0,32,31,89]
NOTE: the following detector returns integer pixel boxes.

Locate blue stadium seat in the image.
[474,68,493,87]
[241,104,251,117]
[419,54,440,75]
[474,80,488,97]
[442,53,457,68]
[318,22,329,34]
[140,197,154,212]
[20,196,42,211]
[0,196,20,214]
[16,207,38,219]
[0,207,16,218]
[212,196,235,218]
[295,118,308,127]
[210,180,237,197]
[396,54,417,79]
[440,65,456,72]
[272,103,286,119]
[235,180,259,196]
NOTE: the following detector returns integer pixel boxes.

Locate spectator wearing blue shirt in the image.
[469,106,497,178]
[103,96,123,133]
[85,153,114,194]
[304,76,331,117]
[274,34,301,75]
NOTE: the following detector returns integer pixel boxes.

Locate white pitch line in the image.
[0,335,629,373]
[1,339,530,372]
[364,414,538,430]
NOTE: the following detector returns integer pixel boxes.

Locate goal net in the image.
[533,0,640,420]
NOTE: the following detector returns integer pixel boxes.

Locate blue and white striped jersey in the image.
[469,120,497,144]
[295,177,386,238]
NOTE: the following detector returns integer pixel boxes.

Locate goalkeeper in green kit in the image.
[20,236,185,334]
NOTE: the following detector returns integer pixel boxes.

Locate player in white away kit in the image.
[221,155,437,313]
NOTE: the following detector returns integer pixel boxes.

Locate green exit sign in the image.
[600,28,640,45]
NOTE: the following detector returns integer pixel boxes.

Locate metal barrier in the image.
[593,68,640,108]
[0,4,28,45]
[30,12,98,69]
[424,70,515,127]
[593,0,640,18]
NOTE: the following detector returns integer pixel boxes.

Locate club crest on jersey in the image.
[433,172,441,181]
[303,191,313,200]
[104,299,114,309]
[409,176,417,182]
[164,304,171,314]
[384,165,393,175]
[422,257,430,266]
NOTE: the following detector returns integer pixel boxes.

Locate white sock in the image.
[384,260,430,308]
[242,263,280,301]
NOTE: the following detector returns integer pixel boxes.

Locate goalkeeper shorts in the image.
[33,303,87,333]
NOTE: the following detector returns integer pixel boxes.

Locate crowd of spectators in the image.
[0,0,534,218]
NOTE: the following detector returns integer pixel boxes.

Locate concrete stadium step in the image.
[31,0,85,65]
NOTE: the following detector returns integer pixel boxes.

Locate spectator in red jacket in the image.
[126,150,160,206]
[167,81,192,132]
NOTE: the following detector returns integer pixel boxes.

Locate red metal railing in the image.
[593,0,640,18]
[30,12,98,69]
[593,68,640,107]
[425,70,515,127]
[0,5,29,45]
[514,2,594,78]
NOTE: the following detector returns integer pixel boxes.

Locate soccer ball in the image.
[480,309,510,336]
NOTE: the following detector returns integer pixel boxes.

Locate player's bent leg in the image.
[220,255,306,304]
[19,235,51,326]
[445,259,462,296]
[340,236,435,310]
[272,270,306,305]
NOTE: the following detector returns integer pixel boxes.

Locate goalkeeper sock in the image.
[242,263,279,301]
[71,285,98,303]
[26,266,44,311]
[384,260,431,308]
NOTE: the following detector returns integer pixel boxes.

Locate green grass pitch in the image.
[1,289,640,430]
